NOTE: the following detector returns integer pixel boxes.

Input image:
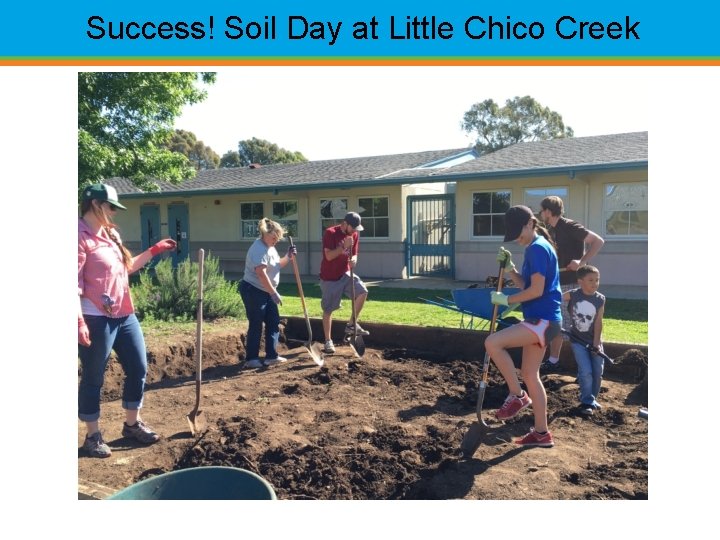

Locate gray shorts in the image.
[560,284,574,329]
[320,273,368,313]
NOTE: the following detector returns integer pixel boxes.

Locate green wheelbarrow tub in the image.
[107,466,277,500]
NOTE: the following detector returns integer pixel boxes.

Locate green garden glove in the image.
[490,291,510,307]
[496,246,515,273]
[500,303,521,318]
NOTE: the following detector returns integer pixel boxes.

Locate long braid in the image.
[81,199,133,269]
[104,225,133,269]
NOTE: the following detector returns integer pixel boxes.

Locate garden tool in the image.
[288,237,324,366]
[459,261,505,458]
[346,266,365,358]
[187,248,206,435]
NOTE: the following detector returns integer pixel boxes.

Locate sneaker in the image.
[515,428,554,447]
[579,405,594,416]
[495,391,532,420]
[345,323,370,336]
[83,431,111,458]
[263,356,288,366]
[122,420,160,444]
[540,361,561,373]
[244,358,263,369]
[323,340,336,354]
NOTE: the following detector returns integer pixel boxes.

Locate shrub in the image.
[132,252,245,321]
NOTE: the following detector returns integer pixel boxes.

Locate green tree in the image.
[78,72,216,192]
[237,137,307,166]
[461,96,574,154]
[164,129,220,170]
[219,150,242,168]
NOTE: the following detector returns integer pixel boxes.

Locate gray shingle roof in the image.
[110,148,473,196]
[109,132,647,196]
[452,131,647,173]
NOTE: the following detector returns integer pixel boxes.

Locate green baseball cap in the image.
[82,183,127,210]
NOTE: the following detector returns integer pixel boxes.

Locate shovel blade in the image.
[351,334,366,357]
[308,342,325,366]
[460,420,489,459]
[186,409,205,437]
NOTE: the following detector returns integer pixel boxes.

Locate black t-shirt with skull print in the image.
[567,289,606,344]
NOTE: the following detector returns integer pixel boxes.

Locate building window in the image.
[472,190,511,237]
[272,200,299,238]
[525,187,568,218]
[320,198,348,235]
[603,183,648,236]
[240,202,264,238]
[358,196,389,238]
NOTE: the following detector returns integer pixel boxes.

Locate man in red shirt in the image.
[320,212,370,354]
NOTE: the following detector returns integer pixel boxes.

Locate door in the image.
[140,205,161,268]
[167,203,189,267]
[406,194,455,278]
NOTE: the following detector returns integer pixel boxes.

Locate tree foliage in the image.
[78,72,216,192]
[461,95,574,154]
[219,150,243,168]
[237,137,307,166]
[164,129,220,170]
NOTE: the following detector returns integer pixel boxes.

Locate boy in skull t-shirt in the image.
[562,265,606,415]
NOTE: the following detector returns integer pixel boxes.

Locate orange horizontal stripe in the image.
[3,57,720,66]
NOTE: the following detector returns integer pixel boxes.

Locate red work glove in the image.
[150,239,177,256]
[78,317,91,347]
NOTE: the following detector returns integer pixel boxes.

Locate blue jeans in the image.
[571,341,605,407]
[240,280,280,361]
[78,314,148,422]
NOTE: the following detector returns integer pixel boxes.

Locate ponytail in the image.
[534,220,557,252]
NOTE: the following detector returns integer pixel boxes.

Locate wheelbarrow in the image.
[420,286,521,331]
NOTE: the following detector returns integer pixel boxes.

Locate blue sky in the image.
[175,66,650,161]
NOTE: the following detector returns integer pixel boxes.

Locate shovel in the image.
[288,237,324,366]
[460,261,506,459]
[346,266,366,358]
[187,248,205,436]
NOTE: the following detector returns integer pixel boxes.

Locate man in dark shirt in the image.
[539,196,605,369]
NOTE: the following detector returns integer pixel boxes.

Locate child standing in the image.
[564,264,606,416]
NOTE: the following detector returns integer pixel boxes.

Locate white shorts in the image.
[519,319,562,349]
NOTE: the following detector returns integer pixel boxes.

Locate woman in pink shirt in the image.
[78,184,176,458]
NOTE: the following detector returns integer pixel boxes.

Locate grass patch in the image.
[140,281,647,346]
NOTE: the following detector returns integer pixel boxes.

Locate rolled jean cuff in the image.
[122,398,144,411]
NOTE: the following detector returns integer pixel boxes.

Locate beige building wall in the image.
[453,169,648,288]
[111,167,646,290]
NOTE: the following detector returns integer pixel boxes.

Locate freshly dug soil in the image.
[78,327,648,500]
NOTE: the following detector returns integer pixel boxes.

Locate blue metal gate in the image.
[406,194,455,278]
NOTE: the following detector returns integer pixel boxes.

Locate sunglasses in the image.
[104,202,121,211]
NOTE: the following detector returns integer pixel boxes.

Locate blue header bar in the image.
[2,1,718,62]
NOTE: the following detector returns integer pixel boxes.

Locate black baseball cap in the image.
[503,205,534,242]
[343,212,364,231]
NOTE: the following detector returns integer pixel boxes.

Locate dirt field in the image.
[77,322,648,501]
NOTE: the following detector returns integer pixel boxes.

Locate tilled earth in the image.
[78,330,648,500]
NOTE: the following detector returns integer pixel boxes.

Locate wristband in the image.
[149,244,162,256]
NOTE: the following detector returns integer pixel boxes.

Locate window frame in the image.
[319,197,349,237]
[470,189,512,239]
[357,195,390,239]
[602,182,648,238]
[239,201,265,239]
[271,199,299,239]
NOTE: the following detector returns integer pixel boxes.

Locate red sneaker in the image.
[495,392,532,420]
[515,428,554,447]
